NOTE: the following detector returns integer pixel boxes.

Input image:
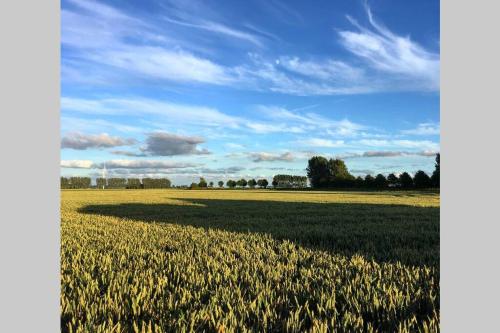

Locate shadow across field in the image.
[79,199,439,267]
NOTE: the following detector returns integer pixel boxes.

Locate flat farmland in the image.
[61,189,439,332]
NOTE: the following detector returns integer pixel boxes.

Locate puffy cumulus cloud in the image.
[60,160,95,169]
[141,132,210,156]
[61,132,137,150]
[249,152,295,162]
[110,132,211,157]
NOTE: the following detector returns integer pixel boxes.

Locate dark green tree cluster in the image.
[272,174,308,188]
[60,177,91,189]
[107,178,127,188]
[224,178,269,189]
[306,157,355,188]
[307,154,440,190]
[236,179,248,188]
[127,178,141,189]
[226,180,237,188]
[431,153,440,187]
[198,177,208,188]
[142,178,171,189]
[257,179,269,189]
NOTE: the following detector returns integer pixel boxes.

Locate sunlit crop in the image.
[61,189,439,332]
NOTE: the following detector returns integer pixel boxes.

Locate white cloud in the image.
[249,152,295,162]
[355,139,440,151]
[340,150,438,159]
[338,4,439,91]
[164,17,263,47]
[60,160,95,169]
[300,138,345,148]
[61,158,198,170]
[61,97,242,128]
[62,0,439,95]
[89,46,235,85]
[101,160,197,169]
[255,105,367,137]
[61,132,136,150]
[277,56,364,81]
[246,122,305,134]
[225,143,245,149]
[401,123,440,135]
[138,132,210,156]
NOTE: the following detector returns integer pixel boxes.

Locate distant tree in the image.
[354,176,364,188]
[272,179,278,188]
[127,178,141,189]
[60,177,69,189]
[257,179,269,189]
[399,172,414,189]
[209,181,214,188]
[431,153,440,188]
[68,177,91,189]
[364,175,375,188]
[198,177,208,188]
[226,180,236,188]
[414,170,432,188]
[218,181,224,188]
[387,173,399,187]
[374,174,388,189]
[190,182,199,189]
[142,178,171,189]
[107,178,127,188]
[328,158,355,187]
[272,175,307,188]
[96,177,106,189]
[328,158,351,179]
[248,179,257,188]
[306,156,330,188]
[237,178,247,188]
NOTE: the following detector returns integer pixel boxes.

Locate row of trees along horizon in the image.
[60,153,439,190]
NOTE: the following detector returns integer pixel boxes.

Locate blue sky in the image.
[60,0,440,185]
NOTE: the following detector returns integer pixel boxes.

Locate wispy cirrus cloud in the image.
[164,17,264,47]
[401,123,440,136]
[299,138,345,148]
[338,4,439,91]
[254,105,367,137]
[62,0,439,95]
[61,97,242,128]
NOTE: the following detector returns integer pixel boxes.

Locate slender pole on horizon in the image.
[102,162,106,189]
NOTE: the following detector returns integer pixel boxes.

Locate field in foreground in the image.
[61,189,439,333]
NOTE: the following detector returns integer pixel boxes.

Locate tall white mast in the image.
[102,162,107,189]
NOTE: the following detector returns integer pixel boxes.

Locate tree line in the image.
[61,153,440,191]
[60,177,171,189]
[306,153,440,189]
[189,174,310,189]
[190,177,270,189]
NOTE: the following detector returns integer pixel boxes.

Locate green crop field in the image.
[61,189,439,333]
